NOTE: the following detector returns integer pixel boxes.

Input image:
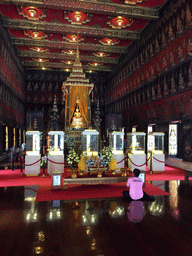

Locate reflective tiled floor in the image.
[1,179,192,255]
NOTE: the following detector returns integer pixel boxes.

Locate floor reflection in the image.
[1,180,192,255]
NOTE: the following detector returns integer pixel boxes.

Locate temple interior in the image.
[1,0,192,255]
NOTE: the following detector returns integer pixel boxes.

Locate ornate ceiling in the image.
[0,0,168,74]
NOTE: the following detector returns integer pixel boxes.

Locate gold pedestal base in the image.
[151,171,164,174]
[97,172,103,178]
[79,170,84,176]
[26,174,39,177]
[120,168,128,177]
[111,171,116,175]
[71,169,77,178]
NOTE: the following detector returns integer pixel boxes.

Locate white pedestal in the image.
[48,155,64,174]
[150,154,165,172]
[25,155,41,176]
[113,154,125,169]
[128,154,146,172]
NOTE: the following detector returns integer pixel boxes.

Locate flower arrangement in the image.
[66,149,80,168]
[101,146,113,166]
[87,158,95,167]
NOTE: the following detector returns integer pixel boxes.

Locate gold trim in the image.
[11,37,128,54]
[26,174,39,176]
[17,50,118,64]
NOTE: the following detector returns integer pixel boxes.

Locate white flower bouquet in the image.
[101,146,113,165]
[66,149,80,168]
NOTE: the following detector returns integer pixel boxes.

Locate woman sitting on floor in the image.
[123,168,155,201]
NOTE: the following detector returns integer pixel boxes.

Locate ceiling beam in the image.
[3,18,139,40]
[1,0,159,19]
[22,60,112,72]
[17,50,119,64]
[11,37,129,54]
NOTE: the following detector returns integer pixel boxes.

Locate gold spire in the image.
[73,43,81,66]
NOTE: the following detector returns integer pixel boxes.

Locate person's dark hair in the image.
[133,168,140,177]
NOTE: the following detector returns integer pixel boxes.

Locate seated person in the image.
[123,168,155,201]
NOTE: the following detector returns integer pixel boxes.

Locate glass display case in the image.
[25,131,41,176]
[109,131,124,153]
[148,132,164,154]
[148,132,165,172]
[127,132,146,172]
[26,131,41,156]
[109,131,124,169]
[47,131,65,174]
[127,132,145,154]
[48,131,64,155]
[81,129,99,156]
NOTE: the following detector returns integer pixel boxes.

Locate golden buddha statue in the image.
[71,108,85,128]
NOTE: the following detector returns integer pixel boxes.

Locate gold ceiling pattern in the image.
[0,0,168,73]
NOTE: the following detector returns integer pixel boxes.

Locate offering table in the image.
[63,176,129,190]
[88,167,108,177]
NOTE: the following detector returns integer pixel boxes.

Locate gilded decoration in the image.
[64,34,84,43]
[17,6,47,20]
[29,47,48,52]
[24,31,48,39]
[88,63,102,67]
[63,47,94,129]
[63,50,76,55]
[124,0,147,5]
[61,60,73,65]
[93,52,109,57]
[99,38,120,46]
[33,58,47,62]
[107,16,134,29]
[64,11,92,25]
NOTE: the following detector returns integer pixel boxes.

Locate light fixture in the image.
[72,35,76,41]
[28,8,37,17]
[107,39,112,44]
[75,12,81,22]
[117,17,123,26]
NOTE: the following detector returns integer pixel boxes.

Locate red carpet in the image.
[0,166,190,188]
[145,165,188,181]
[35,182,170,202]
[0,166,190,202]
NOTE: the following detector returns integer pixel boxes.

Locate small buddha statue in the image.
[71,108,85,128]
